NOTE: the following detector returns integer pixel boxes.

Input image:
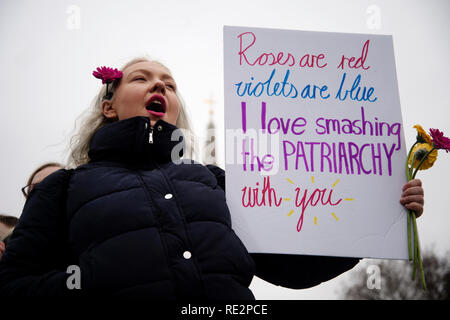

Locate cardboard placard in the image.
[224,26,408,259]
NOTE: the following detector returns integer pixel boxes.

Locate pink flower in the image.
[92,66,123,84]
[429,128,450,152]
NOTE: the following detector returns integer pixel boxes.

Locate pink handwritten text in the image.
[238,32,328,68]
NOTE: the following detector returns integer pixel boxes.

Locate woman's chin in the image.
[149,116,165,127]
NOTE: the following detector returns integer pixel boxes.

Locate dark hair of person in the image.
[26,162,63,187]
[0,214,19,228]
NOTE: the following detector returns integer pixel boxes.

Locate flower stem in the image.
[409,153,417,180]
[411,212,427,290]
[406,142,417,180]
[418,244,427,291]
[412,214,418,280]
[405,143,418,262]
[407,210,412,261]
[405,141,428,290]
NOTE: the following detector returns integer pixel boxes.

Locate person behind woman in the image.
[0,57,425,297]
[0,215,18,241]
[21,162,63,199]
[0,215,19,260]
[1,163,63,261]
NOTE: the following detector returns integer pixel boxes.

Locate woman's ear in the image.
[102,99,117,120]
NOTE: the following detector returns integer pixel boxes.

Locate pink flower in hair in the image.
[92,66,123,99]
[92,66,123,84]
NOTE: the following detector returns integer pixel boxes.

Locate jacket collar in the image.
[88,116,185,165]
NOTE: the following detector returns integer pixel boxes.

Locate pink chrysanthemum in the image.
[429,128,450,153]
[92,66,123,84]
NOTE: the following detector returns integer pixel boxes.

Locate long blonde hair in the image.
[67,57,197,168]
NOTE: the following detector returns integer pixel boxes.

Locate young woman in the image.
[0,57,425,298]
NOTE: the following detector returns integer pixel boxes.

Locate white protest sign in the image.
[223,26,408,259]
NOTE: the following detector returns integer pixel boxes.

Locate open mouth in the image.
[146,95,166,117]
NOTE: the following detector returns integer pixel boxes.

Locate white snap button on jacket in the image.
[164,193,173,199]
[183,251,192,259]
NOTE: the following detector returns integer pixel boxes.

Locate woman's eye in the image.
[133,77,146,81]
[166,83,176,90]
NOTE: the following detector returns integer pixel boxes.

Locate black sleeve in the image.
[250,253,359,289]
[206,164,361,289]
[206,164,226,192]
[0,169,77,296]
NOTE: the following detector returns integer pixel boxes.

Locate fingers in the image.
[401,179,424,218]
[402,179,422,191]
[403,202,424,217]
[400,195,424,217]
[401,186,424,197]
[400,195,424,206]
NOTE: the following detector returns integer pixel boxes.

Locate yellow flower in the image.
[409,143,438,170]
[413,124,433,144]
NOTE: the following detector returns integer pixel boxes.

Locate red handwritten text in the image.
[337,40,371,70]
[238,32,327,68]
[241,176,282,207]
[295,187,342,232]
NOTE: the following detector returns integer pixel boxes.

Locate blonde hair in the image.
[67,57,197,168]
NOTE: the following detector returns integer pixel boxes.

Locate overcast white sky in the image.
[0,0,448,299]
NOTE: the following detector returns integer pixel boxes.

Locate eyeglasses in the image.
[21,183,38,198]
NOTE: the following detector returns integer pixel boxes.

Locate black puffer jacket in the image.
[0,116,359,298]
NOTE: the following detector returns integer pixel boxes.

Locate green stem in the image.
[412,147,437,179]
[405,141,430,290]
[416,239,427,290]
[412,213,418,280]
[406,142,418,180]
[407,210,412,261]
[411,213,427,290]
[405,142,419,263]
[409,153,417,180]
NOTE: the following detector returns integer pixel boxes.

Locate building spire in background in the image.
[203,94,217,165]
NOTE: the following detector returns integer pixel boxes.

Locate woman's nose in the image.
[150,80,166,95]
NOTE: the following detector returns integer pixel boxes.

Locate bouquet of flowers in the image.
[405,125,450,290]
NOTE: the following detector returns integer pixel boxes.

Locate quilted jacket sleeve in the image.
[206,164,360,289]
[0,169,77,296]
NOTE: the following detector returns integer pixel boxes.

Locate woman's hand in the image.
[0,241,5,260]
[400,179,424,218]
